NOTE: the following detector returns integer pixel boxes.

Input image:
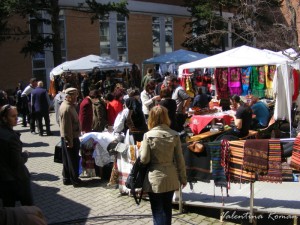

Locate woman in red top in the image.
[107,89,124,126]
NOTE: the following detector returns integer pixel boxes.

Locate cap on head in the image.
[65,88,78,95]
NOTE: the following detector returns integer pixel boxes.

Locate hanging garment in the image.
[228,140,256,183]
[251,66,266,98]
[291,135,300,171]
[206,141,227,187]
[258,139,282,183]
[241,67,252,96]
[228,67,242,95]
[292,69,300,102]
[273,64,294,122]
[215,68,230,99]
[265,65,276,98]
[185,76,195,98]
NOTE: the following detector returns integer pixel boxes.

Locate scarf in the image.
[206,141,227,187]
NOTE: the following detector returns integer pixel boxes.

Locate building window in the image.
[30,11,66,86]
[100,13,128,62]
[152,16,173,57]
[30,13,46,84]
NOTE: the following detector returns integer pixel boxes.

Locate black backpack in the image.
[125,156,149,205]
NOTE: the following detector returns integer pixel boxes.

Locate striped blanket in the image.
[228,140,256,183]
[291,136,300,171]
[258,139,282,183]
[206,141,227,187]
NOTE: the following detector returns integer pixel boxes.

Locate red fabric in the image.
[189,114,232,134]
[79,97,93,133]
[107,99,123,126]
[292,69,299,101]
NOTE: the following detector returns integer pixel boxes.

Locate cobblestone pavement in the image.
[9,113,238,225]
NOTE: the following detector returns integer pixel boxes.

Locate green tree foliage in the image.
[182,0,291,54]
[0,0,129,66]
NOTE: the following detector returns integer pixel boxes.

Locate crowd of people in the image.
[0,66,277,225]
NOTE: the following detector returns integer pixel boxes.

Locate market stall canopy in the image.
[50,55,132,79]
[143,49,208,65]
[178,45,292,76]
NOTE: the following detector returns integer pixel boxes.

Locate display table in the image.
[189,112,233,135]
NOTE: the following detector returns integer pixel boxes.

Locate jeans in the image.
[148,191,175,225]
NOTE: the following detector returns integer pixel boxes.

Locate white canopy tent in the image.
[50,55,132,79]
[178,45,291,76]
[179,45,297,137]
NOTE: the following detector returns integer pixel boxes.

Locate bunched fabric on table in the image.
[182,143,211,183]
[228,140,256,183]
[243,139,269,175]
[205,141,227,187]
[291,136,300,171]
[258,139,282,183]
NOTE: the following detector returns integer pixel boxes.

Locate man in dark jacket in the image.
[31,81,52,136]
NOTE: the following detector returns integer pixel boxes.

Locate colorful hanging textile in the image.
[186,76,195,97]
[215,68,230,99]
[228,140,255,183]
[265,65,276,98]
[228,67,242,95]
[291,135,300,171]
[251,66,266,98]
[241,67,252,96]
[243,139,269,174]
[258,139,282,183]
[206,141,227,187]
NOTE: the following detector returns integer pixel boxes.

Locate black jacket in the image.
[0,124,29,182]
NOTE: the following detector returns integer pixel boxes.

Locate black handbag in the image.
[54,141,63,163]
[125,157,149,205]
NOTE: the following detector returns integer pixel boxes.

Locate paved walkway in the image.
[9,113,237,225]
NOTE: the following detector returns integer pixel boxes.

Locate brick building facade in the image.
[0,0,190,93]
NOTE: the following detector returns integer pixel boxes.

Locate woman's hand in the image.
[181,182,187,189]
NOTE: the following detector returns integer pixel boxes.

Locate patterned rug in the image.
[258,139,282,183]
[228,140,255,183]
[243,139,269,175]
[182,143,211,183]
[291,136,300,171]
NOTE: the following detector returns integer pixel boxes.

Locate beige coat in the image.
[140,124,187,193]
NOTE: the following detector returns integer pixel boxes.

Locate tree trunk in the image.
[285,0,298,49]
[50,0,63,67]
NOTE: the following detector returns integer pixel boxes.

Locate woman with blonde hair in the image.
[140,105,187,225]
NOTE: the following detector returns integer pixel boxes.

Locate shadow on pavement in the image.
[31,182,91,224]
[183,192,300,209]
[23,142,50,147]
[31,172,60,182]
[28,152,53,158]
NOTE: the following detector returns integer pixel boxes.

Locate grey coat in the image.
[140,124,187,193]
